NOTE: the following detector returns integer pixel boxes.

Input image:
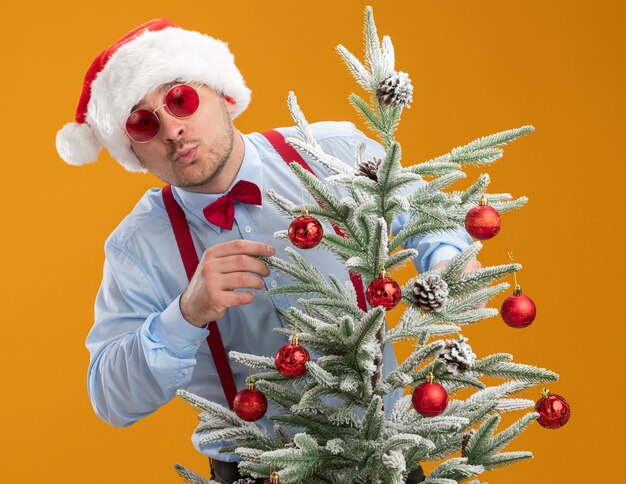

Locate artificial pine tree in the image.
[175,6,565,483]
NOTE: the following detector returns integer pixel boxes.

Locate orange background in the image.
[1,0,623,482]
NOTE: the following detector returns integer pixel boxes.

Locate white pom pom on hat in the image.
[56,18,251,172]
[56,121,102,166]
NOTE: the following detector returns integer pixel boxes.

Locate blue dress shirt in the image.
[86,121,473,461]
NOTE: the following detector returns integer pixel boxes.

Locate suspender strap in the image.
[161,185,199,281]
[161,184,238,409]
[261,129,368,311]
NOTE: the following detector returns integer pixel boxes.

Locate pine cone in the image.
[411,273,449,312]
[356,157,381,181]
[376,71,414,108]
[461,428,476,456]
[439,336,476,375]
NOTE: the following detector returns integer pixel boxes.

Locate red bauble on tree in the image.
[464,195,501,240]
[288,207,324,249]
[412,373,448,417]
[535,388,571,429]
[366,270,402,310]
[501,285,536,328]
[275,334,310,378]
[233,376,268,422]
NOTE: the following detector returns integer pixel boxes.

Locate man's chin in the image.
[172,165,218,189]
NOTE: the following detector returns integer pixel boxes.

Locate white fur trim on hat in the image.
[87,26,251,172]
[56,122,102,166]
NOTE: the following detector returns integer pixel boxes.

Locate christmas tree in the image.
[175,6,568,483]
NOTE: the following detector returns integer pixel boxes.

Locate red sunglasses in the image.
[125,83,201,143]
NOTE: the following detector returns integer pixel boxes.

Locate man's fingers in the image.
[216,254,271,277]
[207,239,275,258]
[218,290,257,308]
[219,273,266,291]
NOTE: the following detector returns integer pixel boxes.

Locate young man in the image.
[57,19,478,484]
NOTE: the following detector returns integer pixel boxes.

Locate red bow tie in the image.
[202,180,262,230]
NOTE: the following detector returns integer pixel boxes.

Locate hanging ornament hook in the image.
[289,320,300,346]
[298,184,310,217]
[246,367,256,390]
[267,464,281,483]
[507,250,521,295]
[269,471,281,483]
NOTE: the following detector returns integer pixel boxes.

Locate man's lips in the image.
[175,146,198,165]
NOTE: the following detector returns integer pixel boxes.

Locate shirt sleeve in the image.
[85,243,209,428]
[349,123,473,272]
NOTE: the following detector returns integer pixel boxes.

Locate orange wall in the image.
[1,0,623,482]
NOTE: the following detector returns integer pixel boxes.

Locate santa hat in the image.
[56,19,251,172]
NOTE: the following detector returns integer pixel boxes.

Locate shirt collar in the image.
[172,133,264,234]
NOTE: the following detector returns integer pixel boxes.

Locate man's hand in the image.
[180,240,275,327]
[431,257,487,309]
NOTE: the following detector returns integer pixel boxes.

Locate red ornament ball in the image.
[501,289,536,328]
[288,215,324,249]
[412,380,448,417]
[275,342,310,378]
[464,204,501,240]
[366,276,402,310]
[233,388,268,422]
[535,391,571,429]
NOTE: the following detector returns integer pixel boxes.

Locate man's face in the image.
[128,82,237,191]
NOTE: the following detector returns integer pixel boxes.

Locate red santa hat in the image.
[56,19,251,172]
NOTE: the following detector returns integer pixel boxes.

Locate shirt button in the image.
[182,368,190,375]
[244,225,252,233]
[270,280,278,288]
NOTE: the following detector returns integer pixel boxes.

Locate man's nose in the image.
[159,110,186,142]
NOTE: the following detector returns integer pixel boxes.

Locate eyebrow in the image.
[130,81,181,112]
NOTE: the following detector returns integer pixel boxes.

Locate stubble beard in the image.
[171,119,234,190]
